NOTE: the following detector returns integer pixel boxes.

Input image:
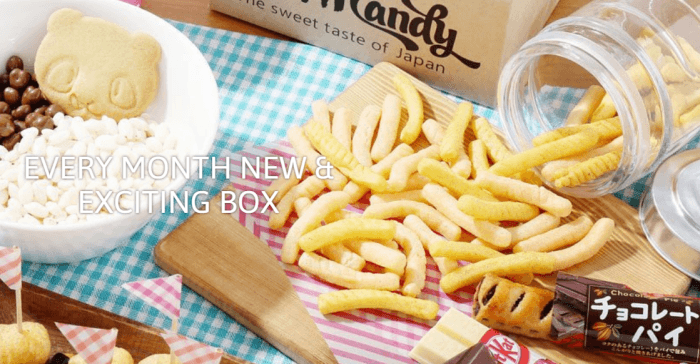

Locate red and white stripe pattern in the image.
[161,331,223,364]
[121,274,182,320]
[55,323,118,364]
[228,141,477,363]
[0,246,21,290]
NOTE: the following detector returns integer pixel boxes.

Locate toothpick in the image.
[170,318,179,364]
[13,246,22,333]
[16,287,22,333]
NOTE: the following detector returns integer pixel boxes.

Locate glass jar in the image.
[498,0,700,198]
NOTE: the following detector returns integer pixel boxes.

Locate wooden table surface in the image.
[141,0,596,87]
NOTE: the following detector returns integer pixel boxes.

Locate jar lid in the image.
[640,149,700,281]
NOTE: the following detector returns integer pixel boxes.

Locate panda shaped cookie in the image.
[35,8,161,120]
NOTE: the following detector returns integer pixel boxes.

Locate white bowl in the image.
[0,0,219,263]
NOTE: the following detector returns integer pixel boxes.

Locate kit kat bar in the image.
[443,343,497,364]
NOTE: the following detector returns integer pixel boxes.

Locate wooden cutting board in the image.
[155,62,691,364]
[0,282,249,363]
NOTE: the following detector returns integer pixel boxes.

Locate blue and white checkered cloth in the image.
[16,20,700,363]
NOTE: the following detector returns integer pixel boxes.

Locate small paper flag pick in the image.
[122,274,182,321]
[56,323,118,364]
[0,246,22,290]
[161,331,224,364]
[1,246,23,332]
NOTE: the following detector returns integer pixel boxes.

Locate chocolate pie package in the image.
[552,272,700,363]
[209,0,559,107]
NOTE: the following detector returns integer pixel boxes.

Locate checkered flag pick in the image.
[56,323,118,364]
[122,274,182,320]
[0,246,21,290]
[161,332,223,364]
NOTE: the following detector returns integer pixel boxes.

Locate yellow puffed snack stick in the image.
[513,215,594,253]
[281,191,352,263]
[440,252,556,294]
[532,116,621,147]
[467,139,490,178]
[472,117,511,163]
[440,102,473,163]
[304,119,388,192]
[421,184,511,248]
[0,322,51,364]
[331,107,353,150]
[138,354,182,364]
[312,99,331,132]
[362,200,462,241]
[506,213,561,245]
[681,103,700,126]
[421,117,473,177]
[343,143,415,203]
[287,125,347,191]
[394,222,427,297]
[428,240,502,262]
[660,56,689,83]
[393,73,425,144]
[677,35,700,73]
[292,196,312,215]
[319,243,366,271]
[345,240,406,276]
[591,93,617,121]
[268,176,326,229]
[404,173,431,191]
[422,118,445,145]
[489,129,600,178]
[352,104,382,167]
[69,348,134,364]
[476,172,572,218]
[298,218,396,252]
[549,218,615,271]
[318,289,439,321]
[471,118,541,185]
[386,145,440,192]
[369,190,426,205]
[540,136,623,182]
[563,85,606,126]
[553,150,622,188]
[299,252,400,290]
[451,150,472,180]
[429,240,534,285]
[371,94,403,162]
[292,195,365,270]
[403,215,459,275]
[457,195,540,222]
[265,172,301,205]
[417,158,496,201]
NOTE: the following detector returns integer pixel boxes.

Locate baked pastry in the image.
[68,347,134,364]
[138,354,182,364]
[472,274,554,339]
[0,322,51,364]
[35,8,161,120]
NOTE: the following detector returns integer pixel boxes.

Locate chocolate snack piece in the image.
[443,343,497,364]
[0,114,15,137]
[551,272,624,341]
[5,55,23,72]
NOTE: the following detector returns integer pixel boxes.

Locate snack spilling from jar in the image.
[0,9,186,226]
[535,31,700,189]
[267,72,616,324]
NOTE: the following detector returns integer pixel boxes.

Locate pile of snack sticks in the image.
[266,72,617,321]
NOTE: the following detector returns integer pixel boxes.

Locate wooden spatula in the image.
[154,185,337,364]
